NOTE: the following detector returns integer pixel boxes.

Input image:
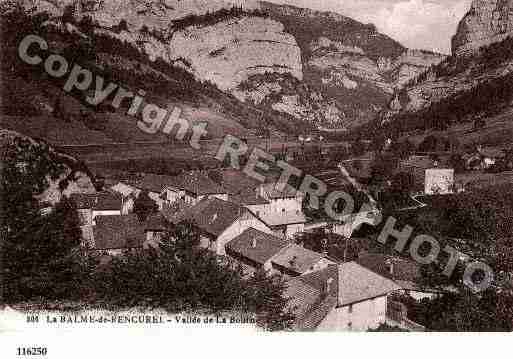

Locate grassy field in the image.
[404,107,513,151]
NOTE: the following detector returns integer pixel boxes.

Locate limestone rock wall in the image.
[167,16,303,91]
[452,0,513,55]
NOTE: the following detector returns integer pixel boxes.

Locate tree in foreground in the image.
[400,289,513,332]
[1,135,93,303]
[133,190,158,221]
[94,222,294,330]
[247,269,295,331]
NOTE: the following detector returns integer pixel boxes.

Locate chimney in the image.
[259,184,265,198]
[321,277,335,299]
[386,259,394,276]
[326,277,334,294]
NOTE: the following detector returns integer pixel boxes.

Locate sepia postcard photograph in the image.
[0,0,512,357]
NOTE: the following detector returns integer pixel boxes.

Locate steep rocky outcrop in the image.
[381,0,513,136]
[392,49,449,88]
[254,1,445,128]
[167,16,302,91]
[452,0,513,56]
[20,0,245,27]
[14,0,446,130]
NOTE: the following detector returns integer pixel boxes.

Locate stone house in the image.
[163,197,273,256]
[285,263,402,331]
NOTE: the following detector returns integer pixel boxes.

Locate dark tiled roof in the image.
[229,191,270,206]
[167,171,226,196]
[93,214,146,250]
[356,253,443,292]
[271,245,325,274]
[260,183,301,199]
[285,262,401,330]
[356,253,420,284]
[127,174,178,194]
[336,262,401,306]
[70,191,122,211]
[285,278,322,326]
[94,192,123,211]
[298,265,339,293]
[144,213,170,232]
[226,228,288,265]
[299,295,338,331]
[208,169,260,195]
[165,198,251,237]
[285,265,339,331]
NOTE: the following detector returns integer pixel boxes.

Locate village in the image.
[64,134,513,332]
[2,2,513,359]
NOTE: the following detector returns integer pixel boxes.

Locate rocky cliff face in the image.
[452,0,513,56]
[167,16,302,91]
[385,0,513,120]
[392,49,448,88]
[244,2,445,129]
[296,36,444,128]
[21,0,246,26]
[17,0,445,130]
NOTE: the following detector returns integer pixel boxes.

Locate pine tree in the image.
[133,190,158,221]
[247,269,295,331]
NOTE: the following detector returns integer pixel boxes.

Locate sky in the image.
[266,0,473,54]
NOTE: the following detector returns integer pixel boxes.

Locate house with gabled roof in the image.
[162,197,273,256]
[144,212,172,243]
[70,191,125,242]
[110,182,141,214]
[208,169,260,196]
[161,171,229,206]
[260,211,308,239]
[91,214,164,256]
[255,182,308,238]
[356,253,445,300]
[226,227,335,278]
[122,174,179,210]
[118,171,229,210]
[229,190,271,218]
[70,191,123,222]
[285,262,403,331]
[226,228,289,276]
[270,244,335,278]
[258,183,304,214]
[207,169,271,215]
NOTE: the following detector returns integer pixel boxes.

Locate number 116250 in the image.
[17,347,47,356]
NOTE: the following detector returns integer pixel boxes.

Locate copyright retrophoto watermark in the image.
[2,2,513,358]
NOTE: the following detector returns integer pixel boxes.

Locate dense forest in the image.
[170,5,270,33]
